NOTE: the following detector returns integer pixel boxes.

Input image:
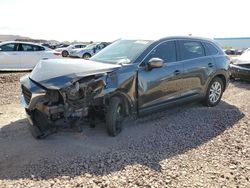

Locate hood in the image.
[30,59,121,89]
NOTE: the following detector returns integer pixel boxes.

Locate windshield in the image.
[90,40,153,64]
[84,43,99,50]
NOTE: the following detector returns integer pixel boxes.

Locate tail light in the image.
[53,52,61,56]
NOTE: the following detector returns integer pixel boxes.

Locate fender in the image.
[204,69,229,92]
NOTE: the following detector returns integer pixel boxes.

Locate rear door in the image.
[138,40,184,111]
[0,43,19,69]
[18,43,44,69]
[177,40,216,97]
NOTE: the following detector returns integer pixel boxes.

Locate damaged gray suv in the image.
[20,36,230,138]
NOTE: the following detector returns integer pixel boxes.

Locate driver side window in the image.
[0,43,17,51]
[145,41,176,63]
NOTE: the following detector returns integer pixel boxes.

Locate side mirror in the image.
[147,58,164,70]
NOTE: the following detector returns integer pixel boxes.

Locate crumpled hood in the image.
[30,59,121,89]
[233,53,250,65]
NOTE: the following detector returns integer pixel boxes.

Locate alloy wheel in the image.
[209,81,222,103]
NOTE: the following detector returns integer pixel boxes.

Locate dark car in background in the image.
[230,50,250,81]
[20,36,230,138]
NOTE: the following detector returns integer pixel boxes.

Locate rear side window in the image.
[145,41,176,63]
[33,45,45,51]
[204,42,218,55]
[19,44,45,51]
[19,44,34,51]
[0,43,17,51]
[75,45,84,48]
[179,40,205,60]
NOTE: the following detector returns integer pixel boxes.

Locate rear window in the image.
[33,45,45,51]
[204,42,219,55]
[179,40,205,60]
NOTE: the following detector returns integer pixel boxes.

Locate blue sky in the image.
[0,0,250,41]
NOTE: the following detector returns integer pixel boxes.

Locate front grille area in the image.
[21,85,32,104]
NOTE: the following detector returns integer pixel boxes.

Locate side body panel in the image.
[137,62,183,110]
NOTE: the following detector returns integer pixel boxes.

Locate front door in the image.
[0,43,19,69]
[138,41,184,112]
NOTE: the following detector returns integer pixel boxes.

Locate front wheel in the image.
[29,110,51,139]
[203,77,224,107]
[62,50,69,57]
[105,97,125,136]
[82,53,91,59]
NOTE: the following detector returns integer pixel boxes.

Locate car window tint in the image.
[99,44,105,49]
[145,41,176,63]
[205,42,218,55]
[33,45,45,51]
[0,43,17,51]
[179,40,205,60]
[20,44,34,51]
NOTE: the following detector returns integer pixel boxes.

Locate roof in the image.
[157,36,214,42]
[214,37,250,40]
[0,40,43,46]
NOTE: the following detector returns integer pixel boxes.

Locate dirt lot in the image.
[0,72,249,187]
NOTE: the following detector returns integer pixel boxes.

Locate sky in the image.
[0,0,250,42]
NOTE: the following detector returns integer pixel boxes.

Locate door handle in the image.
[174,70,181,75]
[208,63,213,67]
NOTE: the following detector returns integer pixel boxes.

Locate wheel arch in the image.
[104,91,136,116]
[82,53,91,58]
[205,71,229,92]
[215,74,227,91]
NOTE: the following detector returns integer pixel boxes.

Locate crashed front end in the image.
[20,59,121,138]
[20,74,107,138]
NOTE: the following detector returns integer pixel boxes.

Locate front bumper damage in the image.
[20,74,107,137]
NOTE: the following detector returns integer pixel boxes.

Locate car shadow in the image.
[0,101,244,180]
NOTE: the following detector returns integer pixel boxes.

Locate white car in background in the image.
[0,41,62,70]
[69,42,110,59]
[56,44,87,57]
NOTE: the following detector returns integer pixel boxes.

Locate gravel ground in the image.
[0,72,249,187]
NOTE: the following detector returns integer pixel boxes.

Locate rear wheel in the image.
[106,97,125,136]
[82,53,91,59]
[203,77,224,107]
[62,50,69,57]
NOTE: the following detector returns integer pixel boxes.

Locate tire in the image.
[82,53,91,59]
[106,97,125,137]
[62,50,69,57]
[29,110,51,139]
[203,77,224,107]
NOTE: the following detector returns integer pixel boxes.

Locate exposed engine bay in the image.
[23,75,108,136]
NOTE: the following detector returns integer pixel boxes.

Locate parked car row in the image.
[69,42,110,59]
[224,48,244,55]
[0,41,110,70]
